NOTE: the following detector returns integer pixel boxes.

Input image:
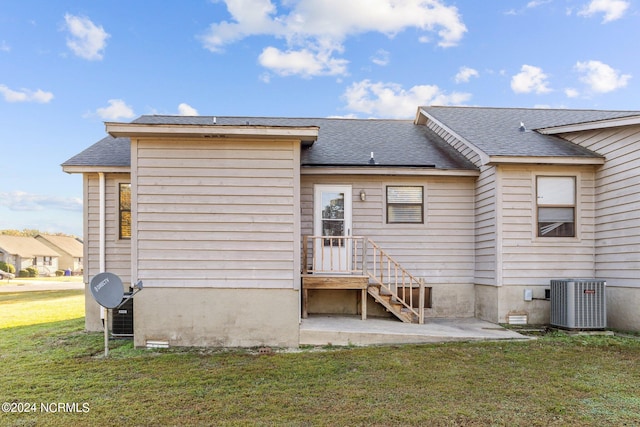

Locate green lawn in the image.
[0,290,84,328]
[1,290,639,426]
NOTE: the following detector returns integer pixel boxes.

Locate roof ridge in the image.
[134,114,412,122]
[422,105,640,114]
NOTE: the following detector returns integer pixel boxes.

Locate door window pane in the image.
[321,192,345,245]
[321,192,344,219]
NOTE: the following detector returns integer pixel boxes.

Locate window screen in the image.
[387,186,423,224]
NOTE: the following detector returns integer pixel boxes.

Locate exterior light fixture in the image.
[360,190,366,201]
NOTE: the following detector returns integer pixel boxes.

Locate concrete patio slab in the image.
[299,315,530,346]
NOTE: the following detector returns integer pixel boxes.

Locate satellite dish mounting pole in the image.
[89,272,142,358]
[104,309,109,357]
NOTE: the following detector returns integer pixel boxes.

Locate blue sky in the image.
[0,0,637,237]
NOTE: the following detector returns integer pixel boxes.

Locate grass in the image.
[1,291,640,426]
[0,289,84,328]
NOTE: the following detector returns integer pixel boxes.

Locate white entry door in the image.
[313,185,352,273]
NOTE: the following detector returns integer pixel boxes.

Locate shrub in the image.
[0,261,16,274]
[18,270,30,278]
[55,270,65,277]
[26,267,38,278]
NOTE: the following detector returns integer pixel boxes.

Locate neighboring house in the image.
[35,234,83,273]
[61,106,640,347]
[0,235,60,276]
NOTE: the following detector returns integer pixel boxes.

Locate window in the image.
[320,191,345,245]
[386,186,424,224]
[119,183,131,239]
[536,176,575,237]
[43,256,52,266]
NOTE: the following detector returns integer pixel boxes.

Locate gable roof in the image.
[63,115,478,171]
[420,106,640,161]
[35,235,83,257]
[0,235,59,258]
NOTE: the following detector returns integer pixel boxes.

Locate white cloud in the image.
[178,103,199,116]
[511,65,552,94]
[564,88,580,98]
[64,14,110,60]
[574,60,631,93]
[578,0,629,23]
[527,0,552,7]
[454,66,479,83]
[0,41,10,52]
[258,46,348,77]
[0,84,54,103]
[201,0,466,77]
[342,79,471,118]
[95,99,135,120]
[371,49,390,66]
[0,191,82,212]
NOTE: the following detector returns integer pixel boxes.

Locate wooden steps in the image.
[367,284,416,323]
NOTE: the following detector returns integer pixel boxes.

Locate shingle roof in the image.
[35,235,83,257]
[422,106,640,158]
[64,108,640,170]
[63,115,479,171]
[61,136,130,168]
[0,235,59,257]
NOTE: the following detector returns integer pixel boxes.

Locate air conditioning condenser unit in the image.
[550,279,606,329]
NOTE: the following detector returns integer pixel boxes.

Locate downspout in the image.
[98,172,106,322]
[98,172,106,272]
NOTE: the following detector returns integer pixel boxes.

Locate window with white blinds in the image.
[386,186,424,224]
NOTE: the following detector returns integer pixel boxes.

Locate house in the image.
[0,235,60,276]
[35,234,83,273]
[61,106,640,347]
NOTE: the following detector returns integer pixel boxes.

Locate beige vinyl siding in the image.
[562,125,640,287]
[301,175,475,283]
[474,165,497,285]
[498,165,596,286]
[84,173,132,284]
[133,138,298,289]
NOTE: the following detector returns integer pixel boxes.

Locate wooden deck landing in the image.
[302,275,369,320]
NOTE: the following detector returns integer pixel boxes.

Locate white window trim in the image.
[532,173,581,243]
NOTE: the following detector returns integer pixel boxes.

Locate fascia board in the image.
[487,156,605,165]
[105,122,319,141]
[62,165,131,174]
[537,115,640,134]
[301,166,480,177]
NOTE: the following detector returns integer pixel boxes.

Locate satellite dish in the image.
[90,272,125,309]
